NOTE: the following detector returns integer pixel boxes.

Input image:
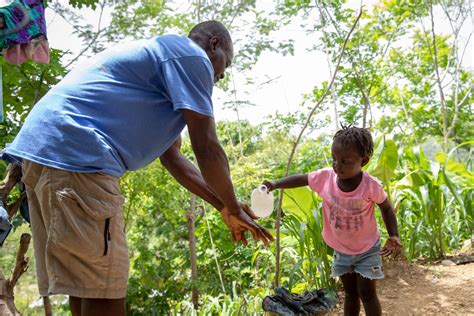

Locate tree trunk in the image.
[0,233,31,316]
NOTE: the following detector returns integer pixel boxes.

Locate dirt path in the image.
[329,259,474,315]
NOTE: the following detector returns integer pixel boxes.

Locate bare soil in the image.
[328,259,474,315]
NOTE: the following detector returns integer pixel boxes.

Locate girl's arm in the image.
[263,174,308,192]
[378,198,402,257]
[378,199,398,237]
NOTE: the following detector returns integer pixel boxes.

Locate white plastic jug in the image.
[251,185,274,217]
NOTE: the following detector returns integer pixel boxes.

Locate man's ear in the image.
[209,36,219,54]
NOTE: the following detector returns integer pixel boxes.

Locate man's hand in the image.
[238,201,258,219]
[221,206,273,246]
[380,236,402,257]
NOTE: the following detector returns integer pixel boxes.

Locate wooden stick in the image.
[7,233,31,293]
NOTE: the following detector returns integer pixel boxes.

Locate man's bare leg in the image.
[69,296,81,316]
[70,296,125,316]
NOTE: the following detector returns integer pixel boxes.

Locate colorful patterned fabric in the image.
[0,0,47,50]
[3,35,49,64]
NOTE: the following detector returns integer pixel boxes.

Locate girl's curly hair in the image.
[333,125,374,159]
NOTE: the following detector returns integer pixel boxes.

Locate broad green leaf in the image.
[436,152,474,182]
[414,146,430,170]
[247,287,266,296]
[282,187,318,220]
[441,168,466,215]
[396,169,427,188]
[366,136,398,183]
[291,282,309,294]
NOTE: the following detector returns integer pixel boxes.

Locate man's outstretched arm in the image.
[179,110,241,215]
[173,109,273,245]
[160,136,224,211]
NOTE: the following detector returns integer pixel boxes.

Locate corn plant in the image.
[365,135,398,203]
[436,141,474,241]
[281,187,335,292]
[394,143,473,259]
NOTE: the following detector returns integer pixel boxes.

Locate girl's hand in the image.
[262,180,276,192]
[380,236,402,257]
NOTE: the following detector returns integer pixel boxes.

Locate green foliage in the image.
[281,187,335,292]
[1,51,65,143]
[365,136,398,202]
[394,144,472,259]
[217,120,263,160]
[67,0,101,9]
[0,0,472,314]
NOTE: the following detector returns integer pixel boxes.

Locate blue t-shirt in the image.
[6,35,215,176]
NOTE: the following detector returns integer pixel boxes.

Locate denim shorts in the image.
[331,240,384,280]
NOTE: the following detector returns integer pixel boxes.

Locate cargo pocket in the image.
[54,187,124,266]
[56,187,123,220]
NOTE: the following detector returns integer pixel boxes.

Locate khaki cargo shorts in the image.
[22,160,129,299]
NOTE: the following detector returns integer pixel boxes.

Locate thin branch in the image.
[64,0,106,68]
[228,0,247,27]
[186,194,199,310]
[316,2,339,132]
[447,85,472,139]
[321,6,373,126]
[429,2,449,151]
[230,68,244,157]
[397,86,419,146]
[273,8,363,288]
[6,192,26,219]
[322,5,402,128]
[438,3,468,85]
[7,233,31,293]
[441,32,472,90]
[256,75,282,89]
[202,203,226,293]
[455,85,472,109]
[196,0,201,23]
[447,39,462,140]
[32,70,46,105]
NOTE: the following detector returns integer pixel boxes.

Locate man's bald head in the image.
[189,21,234,83]
[188,20,233,52]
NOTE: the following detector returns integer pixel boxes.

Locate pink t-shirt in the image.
[308,168,387,255]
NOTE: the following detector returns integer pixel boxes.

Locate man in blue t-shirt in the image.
[5,20,273,315]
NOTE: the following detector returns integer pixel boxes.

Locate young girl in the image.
[263,126,402,316]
